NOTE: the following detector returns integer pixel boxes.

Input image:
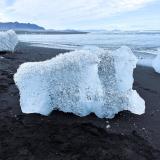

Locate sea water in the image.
[18,31,160,66]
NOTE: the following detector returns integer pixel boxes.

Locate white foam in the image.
[138,58,153,67]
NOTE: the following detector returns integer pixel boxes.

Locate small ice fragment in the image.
[152,53,160,73]
[0,30,18,52]
[106,125,111,129]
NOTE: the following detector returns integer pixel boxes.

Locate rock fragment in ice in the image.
[0,30,18,52]
[14,46,145,118]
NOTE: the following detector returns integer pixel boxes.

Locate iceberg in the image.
[0,30,18,52]
[14,46,145,118]
[152,53,160,73]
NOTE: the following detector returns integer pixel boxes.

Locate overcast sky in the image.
[0,0,159,30]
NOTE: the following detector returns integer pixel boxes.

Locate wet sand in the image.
[0,43,160,160]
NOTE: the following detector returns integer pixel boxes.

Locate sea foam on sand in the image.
[0,30,18,52]
[14,46,145,118]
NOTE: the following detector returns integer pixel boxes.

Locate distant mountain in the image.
[0,22,45,30]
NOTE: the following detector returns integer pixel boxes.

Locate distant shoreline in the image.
[0,30,89,35]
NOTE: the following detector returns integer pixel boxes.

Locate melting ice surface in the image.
[14,46,145,118]
[0,30,18,52]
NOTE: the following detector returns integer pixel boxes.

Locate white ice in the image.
[14,46,145,118]
[152,53,160,73]
[0,30,18,52]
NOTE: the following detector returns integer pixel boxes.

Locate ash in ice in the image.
[14,46,145,118]
[0,30,18,52]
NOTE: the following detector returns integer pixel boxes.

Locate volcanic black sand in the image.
[0,42,160,160]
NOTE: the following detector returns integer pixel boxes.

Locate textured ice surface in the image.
[152,53,160,73]
[0,30,18,52]
[14,46,145,118]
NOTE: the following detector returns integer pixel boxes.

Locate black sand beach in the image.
[0,43,160,160]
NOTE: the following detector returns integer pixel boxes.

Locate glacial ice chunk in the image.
[14,46,145,118]
[0,30,18,52]
[152,53,160,73]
